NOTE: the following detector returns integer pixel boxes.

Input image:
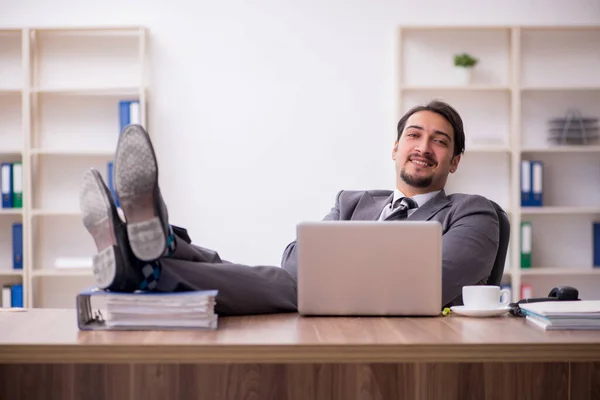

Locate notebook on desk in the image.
[296,220,442,316]
[520,300,600,330]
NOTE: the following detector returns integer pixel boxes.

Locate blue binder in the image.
[119,100,140,134]
[594,222,600,268]
[12,222,22,269]
[11,283,23,308]
[107,161,119,208]
[531,160,543,207]
[1,162,13,208]
[521,160,533,206]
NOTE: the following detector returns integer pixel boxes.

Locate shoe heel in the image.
[92,246,120,289]
[127,217,167,261]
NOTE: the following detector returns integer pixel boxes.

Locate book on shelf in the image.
[1,162,12,208]
[520,221,532,268]
[1,283,23,308]
[520,300,600,330]
[12,222,22,270]
[77,287,219,330]
[594,222,600,268]
[521,160,543,207]
[119,100,140,133]
[0,162,23,209]
[106,161,119,208]
[11,162,22,208]
[521,283,533,300]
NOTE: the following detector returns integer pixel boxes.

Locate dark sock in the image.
[139,260,161,291]
[164,225,177,257]
[137,226,176,291]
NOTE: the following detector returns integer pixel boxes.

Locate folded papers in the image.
[520,300,600,330]
[77,287,218,330]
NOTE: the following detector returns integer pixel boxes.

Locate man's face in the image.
[392,110,460,193]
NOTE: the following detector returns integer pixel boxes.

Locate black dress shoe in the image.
[114,124,171,262]
[79,168,143,292]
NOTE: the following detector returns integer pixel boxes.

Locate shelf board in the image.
[520,207,600,215]
[401,85,509,92]
[0,209,23,215]
[30,148,114,157]
[520,268,600,276]
[33,26,143,34]
[0,89,21,95]
[32,269,92,277]
[521,86,600,91]
[0,269,23,277]
[466,146,511,153]
[521,146,600,153]
[32,87,140,96]
[0,150,23,156]
[31,209,81,217]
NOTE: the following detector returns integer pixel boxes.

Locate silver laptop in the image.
[297,220,442,316]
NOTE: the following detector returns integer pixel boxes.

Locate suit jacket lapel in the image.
[408,190,451,221]
[352,192,393,221]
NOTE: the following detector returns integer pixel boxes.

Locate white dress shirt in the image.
[378,189,440,221]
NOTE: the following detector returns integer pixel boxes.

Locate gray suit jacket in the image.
[281,189,500,308]
[161,190,500,315]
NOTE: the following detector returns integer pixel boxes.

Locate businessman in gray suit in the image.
[79,100,500,315]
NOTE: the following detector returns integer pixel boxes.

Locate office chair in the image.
[486,200,510,286]
[446,200,511,308]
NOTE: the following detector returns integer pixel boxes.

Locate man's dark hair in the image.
[396,100,465,157]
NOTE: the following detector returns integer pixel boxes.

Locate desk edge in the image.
[1,343,600,364]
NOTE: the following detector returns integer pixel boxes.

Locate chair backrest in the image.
[487,200,510,286]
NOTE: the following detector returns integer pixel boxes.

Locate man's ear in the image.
[449,154,461,173]
[392,140,399,160]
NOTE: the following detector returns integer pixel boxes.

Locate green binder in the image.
[12,162,22,209]
[521,221,532,268]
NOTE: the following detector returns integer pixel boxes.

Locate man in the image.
[79,100,500,316]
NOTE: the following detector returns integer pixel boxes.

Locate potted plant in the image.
[453,53,478,85]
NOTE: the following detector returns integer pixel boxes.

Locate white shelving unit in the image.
[0,27,148,308]
[397,25,600,301]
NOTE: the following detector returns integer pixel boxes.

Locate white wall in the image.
[1,0,600,266]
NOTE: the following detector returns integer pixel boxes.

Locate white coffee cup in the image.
[462,285,510,310]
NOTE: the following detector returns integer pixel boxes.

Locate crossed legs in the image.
[79,125,297,315]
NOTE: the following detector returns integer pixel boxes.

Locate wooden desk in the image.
[1,309,599,400]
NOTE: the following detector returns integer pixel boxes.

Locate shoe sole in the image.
[115,125,166,261]
[80,169,124,289]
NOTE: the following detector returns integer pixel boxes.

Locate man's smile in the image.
[409,156,435,168]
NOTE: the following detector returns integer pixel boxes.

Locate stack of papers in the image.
[76,287,218,330]
[519,300,600,331]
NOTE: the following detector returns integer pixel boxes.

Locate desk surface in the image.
[1,309,600,363]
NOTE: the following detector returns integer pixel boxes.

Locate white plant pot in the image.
[455,67,473,85]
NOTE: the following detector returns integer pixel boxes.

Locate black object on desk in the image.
[509,286,580,317]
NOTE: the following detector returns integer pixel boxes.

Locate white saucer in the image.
[450,305,510,317]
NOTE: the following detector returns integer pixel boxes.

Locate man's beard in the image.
[400,168,433,188]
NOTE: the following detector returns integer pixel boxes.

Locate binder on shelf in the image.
[12,222,22,270]
[10,283,23,308]
[11,162,22,209]
[500,283,512,301]
[1,162,12,208]
[521,283,533,300]
[531,160,543,207]
[107,161,119,208]
[521,221,532,268]
[119,100,141,133]
[1,285,10,307]
[594,222,600,268]
[520,160,533,206]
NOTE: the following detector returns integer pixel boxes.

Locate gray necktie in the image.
[385,197,418,221]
